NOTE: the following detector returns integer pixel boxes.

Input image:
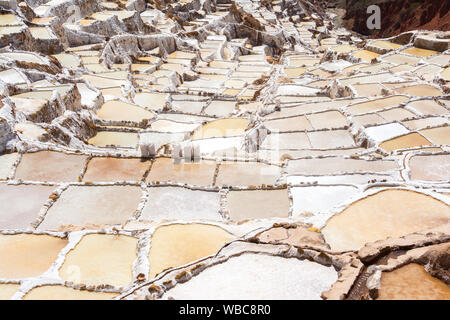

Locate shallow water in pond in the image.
[23,285,117,300]
[38,185,141,230]
[148,224,234,278]
[322,189,450,251]
[394,84,442,97]
[377,263,450,300]
[352,50,379,62]
[59,234,137,287]
[419,126,450,145]
[347,96,408,115]
[379,133,432,152]
[83,157,150,182]
[0,234,67,279]
[0,284,20,300]
[97,100,154,122]
[192,118,248,140]
[401,47,438,58]
[88,131,138,148]
[370,40,401,51]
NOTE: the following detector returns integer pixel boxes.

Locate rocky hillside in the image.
[343,0,450,38]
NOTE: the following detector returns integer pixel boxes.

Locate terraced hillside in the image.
[0,0,449,300]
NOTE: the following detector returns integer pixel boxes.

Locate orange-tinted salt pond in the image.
[322,189,450,251]
[191,118,248,140]
[0,284,20,300]
[377,263,450,300]
[148,224,234,278]
[216,161,280,186]
[88,131,138,148]
[23,285,117,300]
[83,157,150,182]
[0,234,67,279]
[59,234,137,287]
[146,157,216,186]
[379,133,432,152]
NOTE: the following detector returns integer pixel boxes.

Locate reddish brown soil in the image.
[342,0,450,38]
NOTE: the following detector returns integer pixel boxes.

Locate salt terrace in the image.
[0,0,449,301]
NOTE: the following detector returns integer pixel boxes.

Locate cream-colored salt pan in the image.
[382,54,420,65]
[264,116,313,131]
[369,40,402,51]
[378,263,450,300]
[88,131,138,148]
[0,234,67,279]
[0,284,20,300]
[409,154,450,181]
[0,69,27,85]
[52,53,81,68]
[352,50,380,62]
[226,189,290,221]
[307,130,355,149]
[0,14,21,26]
[29,27,54,39]
[150,120,199,133]
[15,151,87,182]
[420,126,450,145]
[59,234,137,287]
[81,75,127,89]
[38,186,141,230]
[262,132,312,149]
[23,285,117,300]
[146,158,216,186]
[401,47,438,58]
[204,100,236,117]
[0,26,24,36]
[216,161,280,186]
[322,189,450,251]
[0,153,17,180]
[97,100,155,123]
[192,118,248,140]
[394,84,442,97]
[148,224,234,278]
[140,187,221,221]
[284,67,306,77]
[407,100,449,115]
[347,96,409,115]
[292,185,360,216]
[0,52,47,65]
